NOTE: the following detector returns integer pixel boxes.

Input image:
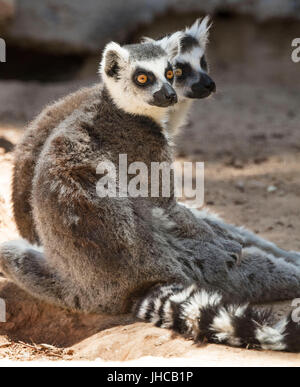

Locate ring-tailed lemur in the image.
[12,17,300,265]
[148,17,300,264]
[12,18,215,246]
[1,40,243,312]
[144,16,215,135]
[3,30,300,353]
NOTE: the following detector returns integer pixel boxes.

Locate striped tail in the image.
[134,283,300,352]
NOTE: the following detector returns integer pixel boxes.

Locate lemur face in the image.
[173,36,216,100]
[153,17,216,101]
[100,42,177,116]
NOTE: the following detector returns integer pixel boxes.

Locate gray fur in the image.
[0,84,242,313]
[124,43,165,60]
[3,37,300,321]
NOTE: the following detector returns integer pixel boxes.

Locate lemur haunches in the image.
[2,23,300,352]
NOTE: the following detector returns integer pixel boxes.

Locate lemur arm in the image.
[161,201,243,265]
[193,206,300,266]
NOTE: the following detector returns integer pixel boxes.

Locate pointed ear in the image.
[157,31,183,59]
[99,42,129,79]
[185,16,211,47]
[141,36,155,44]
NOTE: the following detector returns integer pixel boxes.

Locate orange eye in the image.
[175,68,183,77]
[166,70,174,80]
[137,74,148,84]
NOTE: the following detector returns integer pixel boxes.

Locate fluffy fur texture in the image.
[4,32,300,354]
[135,283,300,352]
[12,85,101,244]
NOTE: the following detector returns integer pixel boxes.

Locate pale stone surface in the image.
[3,0,300,53]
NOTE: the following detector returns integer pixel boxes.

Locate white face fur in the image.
[99,42,178,125]
[152,17,216,101]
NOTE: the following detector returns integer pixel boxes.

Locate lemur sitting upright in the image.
[13,20,212,246]
[12,17,300,264]
[1,40,240,311]
[2,27,300,352]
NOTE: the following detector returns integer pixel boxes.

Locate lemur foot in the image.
[0,239,33,279]
[201,242,242,272]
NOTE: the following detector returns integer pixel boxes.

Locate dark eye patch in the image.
[174,62,193,81]
[133,68,156,87]
[200,55,208,72]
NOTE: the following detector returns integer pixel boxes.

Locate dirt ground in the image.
[0,15,299,365]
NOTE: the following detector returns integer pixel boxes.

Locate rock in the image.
[4,0,168,54]
[0,80,89,123]
[235,180,245,192]
[0,278,298,364]
[225,157,245,169]
[267,185,278,193]
[3,0,300,54]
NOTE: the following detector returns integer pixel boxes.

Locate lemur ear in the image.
[186,16,211,47]
[100,42,129,79]
[141,36,155,44]
[155,31,183,59]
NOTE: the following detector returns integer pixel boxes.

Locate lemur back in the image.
[13,84,101,244]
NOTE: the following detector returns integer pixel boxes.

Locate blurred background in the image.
[0,0,299,249]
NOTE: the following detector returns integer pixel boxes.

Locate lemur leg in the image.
[171,205,300,302]
[215,246,300,303]
[191,206,300,267]
[166,203,243,264]
[0,240,80,311]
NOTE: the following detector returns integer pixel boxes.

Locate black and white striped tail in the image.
[134,283,300,352]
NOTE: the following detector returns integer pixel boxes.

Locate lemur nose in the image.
[200,73,216,93]
[152,84,177,107]
[163,84,178,102]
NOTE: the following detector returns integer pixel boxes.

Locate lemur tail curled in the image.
[134,283,300,352]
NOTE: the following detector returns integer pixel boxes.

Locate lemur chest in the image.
[96,129,175,206]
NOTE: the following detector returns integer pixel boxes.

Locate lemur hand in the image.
[219,239,243,266]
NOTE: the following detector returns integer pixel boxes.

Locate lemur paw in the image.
[220,239,243,266]
[0,239,31,277]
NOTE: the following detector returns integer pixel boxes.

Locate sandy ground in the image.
[0,15,299,365]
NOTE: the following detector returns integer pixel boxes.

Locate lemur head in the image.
[99,41,178,124]
[147,17,216,101]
